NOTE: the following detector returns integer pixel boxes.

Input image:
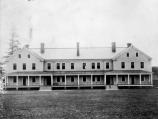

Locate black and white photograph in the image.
[0,0,158,119]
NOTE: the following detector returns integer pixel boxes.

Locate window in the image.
[28,54,30,58]
[32,77,36,82]
[127,53,129,57]
[71,77,74,82]
[18,54,21,58]
[122,76,125,82]
[62,77,65,82]
[13,77,16,83]
[47,63,51,70]
[57,77,60,82]
[13,63,17,70]
[92,63,95,69]
[93,77,95,82]
[141,76,145,81]
[121,62,125,69]
[23,63,26,70]
[83,77,86,82]
[32,63,36,70]
[62,63,65,70]
[57,63,60,69]
[106,62,109,69]
[136,52,138,57]
[141,62,144,68]
[71,63,74,69]
[97,76,100,82]
[97,62,100,69]
[83,63,86,69]
[131,62,134,68]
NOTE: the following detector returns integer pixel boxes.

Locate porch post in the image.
[16,75,18,90]
[91,74,93,89]
[39,75,42,86]
[65,75,66,89]
[151,73,153,86]
[28,76,30,86]
[139,74,141,85]
[51,75,53,86]
[104,74,106,85]
[116,74,118,85]
[128,74,130,85]
[78,75,80,89]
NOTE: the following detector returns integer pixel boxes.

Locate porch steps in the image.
[106,85,118,90]
[39,86,52,91]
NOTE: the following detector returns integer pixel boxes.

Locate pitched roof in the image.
[31,47,126,60]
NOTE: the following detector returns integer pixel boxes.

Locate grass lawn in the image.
[0,89,158,119]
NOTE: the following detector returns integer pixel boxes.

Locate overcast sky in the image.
[0,0,158,65]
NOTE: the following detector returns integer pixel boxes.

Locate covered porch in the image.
[105,70,153,88]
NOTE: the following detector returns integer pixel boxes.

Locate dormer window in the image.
[136,52,138,57]
[28,54,30,58]
[18,54,21,58]
[127,53,129,57]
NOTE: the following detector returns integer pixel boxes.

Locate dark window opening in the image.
[121,62,125,69]
[136,52,138,57]
[83,63,86,69]
[57,63,60,69]
[83,77,86,82]
[62,77,65,82]
[28,54,30,58]
[141,62,144,68]
[19,54,21,58]
[32,77,36,82]
[93,77,95,82]
[62,63,65,70]
[71,63,74,69]
[13,77,16,83]
[57,77,60,82]
[97,62,100,69]
[122,76,125,82]
[92,63,95,69]
[47,63,51,70]
[13,63,17,70]
[131,62,134,68]
[23,63,26,70]
[97,76,100,82]
[127,53,129,57]
[32,63,36,70]
[141,76,145,81]
[71,77,74,82]
[106,62,109,69]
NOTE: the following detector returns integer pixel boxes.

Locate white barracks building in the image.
[5,42,153,90]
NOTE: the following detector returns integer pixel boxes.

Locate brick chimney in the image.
[112,42,116,53]
[77,42,80,56]
[40,43,45,54]
[127,43,132,47]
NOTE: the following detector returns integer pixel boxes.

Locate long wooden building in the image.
[5,42,153,90]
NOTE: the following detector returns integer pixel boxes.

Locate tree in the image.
[4,30,21,60]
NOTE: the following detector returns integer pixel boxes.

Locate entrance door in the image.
[106,76,114,85]
[43,76,51,86]
[131,76,134,85]
[23,77,26,86]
